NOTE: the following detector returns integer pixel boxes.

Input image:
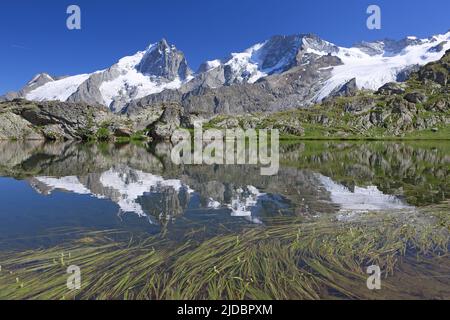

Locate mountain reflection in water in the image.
[0,140,448,245]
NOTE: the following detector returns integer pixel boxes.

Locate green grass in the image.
[403,125,450,140]
[279,125,450,141]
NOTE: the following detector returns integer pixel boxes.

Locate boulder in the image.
[276,118,304,136]
[0,111,44,140]
[129,105,165,131]
[114,128,133,138]
[149,103,182,140]
[376,82,406,95]
[404,92,427,104]
[326,78,358,99]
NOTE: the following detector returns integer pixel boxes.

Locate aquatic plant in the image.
[0,204,448,300]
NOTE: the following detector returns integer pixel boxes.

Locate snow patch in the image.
[26,74,90,101]
[35,176,92,195]
[318,174,411,216]
[207,185,265,218]
[204,59,222,71]
[99,168,193,216]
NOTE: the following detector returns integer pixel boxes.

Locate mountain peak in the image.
[137,39,191,80]
[27,73,54,86]
[158,38,170,48]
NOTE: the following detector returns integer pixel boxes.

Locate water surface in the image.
[0,140,449,299]
[0,140,448,248]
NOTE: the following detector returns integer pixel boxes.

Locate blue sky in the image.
[1,0,449,93]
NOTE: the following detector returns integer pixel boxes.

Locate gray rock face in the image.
[148,103,182,140]
[396,65,421,82]
[256,35,304,72]
[0,111,44,140]
[428,41,448,53]
[353,41,385,56]
[0,99,112,140]
[136,39,192,81]
[257,34,338,72]
[325,78,358,99]
[128,105,166,131]
[355,37,424,56]
[126,53,343,116]
[67,67,121,107]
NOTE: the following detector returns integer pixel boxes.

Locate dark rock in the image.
[396,65,421,82]
[417,49,449,86]
[404,92,427,104]
[428,41,448,53]
[376,82,406,95]
[327,78,358,99]
[114,128,133,138]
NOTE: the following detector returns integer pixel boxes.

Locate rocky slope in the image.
[2,32,449,115]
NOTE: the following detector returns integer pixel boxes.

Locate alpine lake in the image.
[0,139,448,299]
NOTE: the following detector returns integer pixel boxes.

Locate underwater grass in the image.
[0,205,449,300]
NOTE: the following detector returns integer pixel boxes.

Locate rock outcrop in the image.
[0,100,113,140]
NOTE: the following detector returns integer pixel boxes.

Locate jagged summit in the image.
[137,39,192,80]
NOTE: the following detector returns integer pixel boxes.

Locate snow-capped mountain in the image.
[197,34,339,86]
[3,31,449,114]
[315,32,450,100]
[8,39,193,112]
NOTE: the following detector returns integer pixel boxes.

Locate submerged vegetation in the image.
[0,202,448,300]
